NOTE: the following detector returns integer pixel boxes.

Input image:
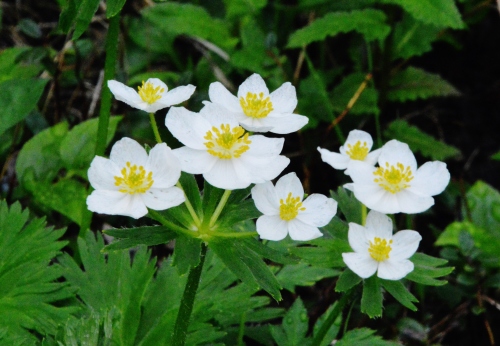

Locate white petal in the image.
[87,190,147,219]
[147,143,181,188]
[247,135,284,158]
[342,253,378,279]
[264,113,308,134]
[141,186,185,211]
[200,102,240,128]
[146,78,169,91]
[410,161,450,197]
[364,148,382,165]
[377,259,414,280]
[158,84,196,107]
[237,73,269,98]
[208,82,241,112]
[204,160,250,190]
[297,194,337,227]
[256,215,288,241]
[344,130,374,150]
[275,172,304,201]
[269,82,297,113]
[288,219,323,241]
[110,137,148,168]
[390,230,422,261]
[107,80,144,110]
[88,156,121,191]
[378,140,417,171]
[348,223,370,253]
[251,182,279,215]
[318,147,350,170]
[351,184,388,211]
[172,147,217,174]
[165,107,210,150]
[242,155,290,184]
[396,189,434,214]
[365,211,393,239]
[348,161,377,184]
[239,117,274,133]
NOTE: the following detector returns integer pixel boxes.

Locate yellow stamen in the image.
[138,81,164,104]
[239,92,274,119]
[346,140,369,161]
[368,237,392,262]
[373,162,413,194]
[279,192,306,221]
[114,162,154,194]
[204,124,251,159]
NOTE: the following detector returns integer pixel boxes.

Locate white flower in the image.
[108,78,195,113]
[206,73,308,134]
[87,137,185,219]
[165,103,290,190]
[342,211,421,280]
[251,172,337,241]
[345,139,450,214]
[318,130,381,175]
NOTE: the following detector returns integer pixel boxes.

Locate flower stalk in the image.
[149,112,163,144]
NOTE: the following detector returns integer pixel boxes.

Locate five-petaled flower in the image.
[345,139,450,214]
[206,73,308,134]
[251,172,337,241]
[108,78,195,113]
[165,103,290,190]
[87,137,185,219]
[342,210,421,280]
[318,130,381,175]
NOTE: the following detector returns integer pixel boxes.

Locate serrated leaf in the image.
[388,67,460,102]
[332,72,379,116]
[385,120,460,161]
[277,263,339,293]
[243,238,299,265]
[336,328,399,346]
[336,268,362,292]
[466,181,500,237]
[291,238,351,268]
[287,9,390,48]
[216,200,261,229]
[72,0,100,40]
[271,298,309,346]
[103,226,178,251]
[172,234,202,275]
[381,280,418,311]
[360,276,383,318]
[406,253,454,286]
[393,15,441,59]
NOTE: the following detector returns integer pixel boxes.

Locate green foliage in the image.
[384,120,461,161]
[331,73,379,116]
[331,187,363,224]
[0,48,44,83]
[393,15,441,60]
[406,253,454,286]
[380,280,418,311]
[224,0,268,19]
[388,67,461,102]
[361,276,383,318]
[336,268,362,292]
[277,263,339,293]
[287,9,391,48]
[335,328,399,346]
[104,226,178,251]
[270,298,309,346]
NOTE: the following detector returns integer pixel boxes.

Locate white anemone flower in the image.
[165,103,290,190]
[318,130,381,175]
[251,172,337,241]
[87,137,185,219]
[345,140,450,214]
[107,78,195,113]
[206,73,308,134]
[342,210,421,280]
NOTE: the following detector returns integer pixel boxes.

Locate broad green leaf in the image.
[360,276,382,318]
[406,253,454,286]
[277,263,339,293]
[287,9,390,48]
[336,328,399,346]
[380,280,418,311]
[291,238,351,268]
[104,226,178,251]
[172,234,202,275]
[388,67,460,102]
[73,0,100,40]
[0,78,48,136]
[384,120,461,161]
[336,268,362,292]
[216,199,261,229]
[243,238,299,265]
[312,303,342,346]
[393,15,441,59]
[331,72,379,116]
[381,0,464,29]
[58,0,79,33]
[466,181,500,237]
[106,0,126,18]
[271,298,308,346]
[224,0,267,19]
[0,48,44,83]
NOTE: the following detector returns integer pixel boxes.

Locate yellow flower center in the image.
[368,237,393,262]
[346,140,369,161]
[373,162,414,194]
[138,81,164,104]
[204,124,251,159]
[114,162,154,194]
[279,192,306,221]
[239,92,274,119]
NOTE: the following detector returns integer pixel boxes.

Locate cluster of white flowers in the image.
[87,74,451,282]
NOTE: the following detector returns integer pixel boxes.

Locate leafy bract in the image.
[335,328,400,346]
[406,253,454,286]
[361,276,383,318]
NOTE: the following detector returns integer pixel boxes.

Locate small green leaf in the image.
[17,19,42,38]
[224,0,267,19]
[331,187,362,224]
[393,15,441,60]
[360,276,383,318]
[277,263,339,293]
[202,180,225,223]
[380,280,418,311]
[103,226,178,251]
[332,73,379,116]
[491,150,500,161]
[336,327,399,346]
[271,298,309,346]
[0,48,44,83]
[406,253,454,286]
[178,172,202,216]
[217,200,261,228]
[466,181,500,237]
[384,119,461,161]
[106,0,126,18]
[242,238,299,265]
[291,238,351,268]
[172,234,202,275]
[336,268,362,292]
[73,0,100,40]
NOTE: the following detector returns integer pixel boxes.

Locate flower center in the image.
[346,141,369,161]
[239,92,274,119]
[368,237,393,262]
[279,192,306,221]
[138,81,164,104]
[373,162,414,194]
[204,124,251,159]
[114,162,154,194]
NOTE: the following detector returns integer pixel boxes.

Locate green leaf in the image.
[331,187,362,224]
[106,0,126,18]
[277,263,339,293]
[380,280,418,311]
[336,268,362,292]
[103,226,178,251]
[406,253,454,286]
[202,180,225,223]
[384,119,461,161]
[73,0,100,40]
[242,238,300,265]
[291,238,351,268]
[336,328,399,346]
[360,276,383,318]
[331,72,379,116]
[393,15,441,60]
[224,0,267,19]
[466,181,500,237]
[172,234,202,275]
[178,172,202,216]
[0,48,44,83]
[381,0,464,29]
[217,199,261,229]
[270,298,308,346]
[0,78,48,136]
[491,150,500,160]
[287,9,390,48]
[388,67,461,102]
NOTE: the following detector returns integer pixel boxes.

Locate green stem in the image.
[172,243,208,346]
[148,209,196,237]
[361,204,367,226]
[237,311,247,346]
[311,289,355,346]
[209,231,258,238]
[176,181,201,227]
[209,190,231,228]
[149,112,163,144]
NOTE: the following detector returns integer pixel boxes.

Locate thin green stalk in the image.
[209,231,258,238]
[172,243,208,346]
[209,189,231,228]
[176,181,201,227]
[149,112,163,144]
[237,311,247,346]
[148,209,196,237]
[361,204,367,226]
